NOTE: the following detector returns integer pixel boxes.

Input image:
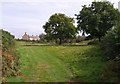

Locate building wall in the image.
[22,32,29,40]
[22,32,40,41]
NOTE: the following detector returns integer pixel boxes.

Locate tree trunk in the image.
[98,37,101,42]
[59,38,62,45]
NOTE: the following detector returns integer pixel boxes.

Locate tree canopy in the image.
[101,12,120,60]
[76,1,119,41]
[43,13,77,45]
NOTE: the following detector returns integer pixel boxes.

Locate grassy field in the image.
[6,41,106,82]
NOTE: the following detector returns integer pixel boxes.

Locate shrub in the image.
[100,60,120,82]
[76,36,85,43]
[87,39,100,45]
[1,29,20,80]
[85,35,93,40]
[2,29,15,51]
[101,21,120,60]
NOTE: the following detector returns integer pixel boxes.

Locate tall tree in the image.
[43,13,77,45]
[101,12,120,60]
[76,1,119,41]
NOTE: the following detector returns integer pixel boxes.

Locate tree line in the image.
[43,1,119,45]
[42,1,120,61]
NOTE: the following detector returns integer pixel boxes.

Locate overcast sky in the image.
[0,0,119,39]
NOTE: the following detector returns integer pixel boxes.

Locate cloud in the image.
[1,0,119,38]
[1,0,83,3]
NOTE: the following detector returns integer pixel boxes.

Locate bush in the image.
[85,35,93,40]
[1,29,20,80]
[100,60,120,82]
[87,39,100,45]
[101,21,120,60]
[76,36,85,43]
[100,13,120,82]
[2,30,15,51]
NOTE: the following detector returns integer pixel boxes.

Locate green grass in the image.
[6,41,105,82]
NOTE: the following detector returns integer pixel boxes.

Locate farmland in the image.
[6,41,105,82]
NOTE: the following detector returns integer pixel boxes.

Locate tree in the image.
[39,33,46,43]
[76,1,119,41]
[101,12,120,60]
[43,13,77,45]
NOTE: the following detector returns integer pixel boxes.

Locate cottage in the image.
[22,32,29,40]
[22,32,40,41]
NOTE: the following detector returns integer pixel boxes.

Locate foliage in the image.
[76,36,85,43]
[101,19,120,60]
[100,60,120,82]
[85,35,93,40]
[43,13,77,45]
[2,29,15,51]
[39,33,47,43]
[87,39,100,45]
[1,29,20,80]
[76,1,119,41]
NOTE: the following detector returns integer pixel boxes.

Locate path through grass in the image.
[7,41,105,82]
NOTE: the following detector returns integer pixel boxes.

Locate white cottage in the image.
[22,32,40,41]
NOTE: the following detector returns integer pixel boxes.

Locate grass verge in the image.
[6,41,106,82]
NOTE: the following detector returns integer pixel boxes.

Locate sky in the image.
[0,0,119,39]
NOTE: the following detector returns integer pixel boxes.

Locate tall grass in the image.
[7,41,106,82]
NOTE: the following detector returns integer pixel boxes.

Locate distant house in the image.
[22,32,40,41]
[22,32,30,40]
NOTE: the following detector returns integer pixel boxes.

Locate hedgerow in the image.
[1,29,20,80]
